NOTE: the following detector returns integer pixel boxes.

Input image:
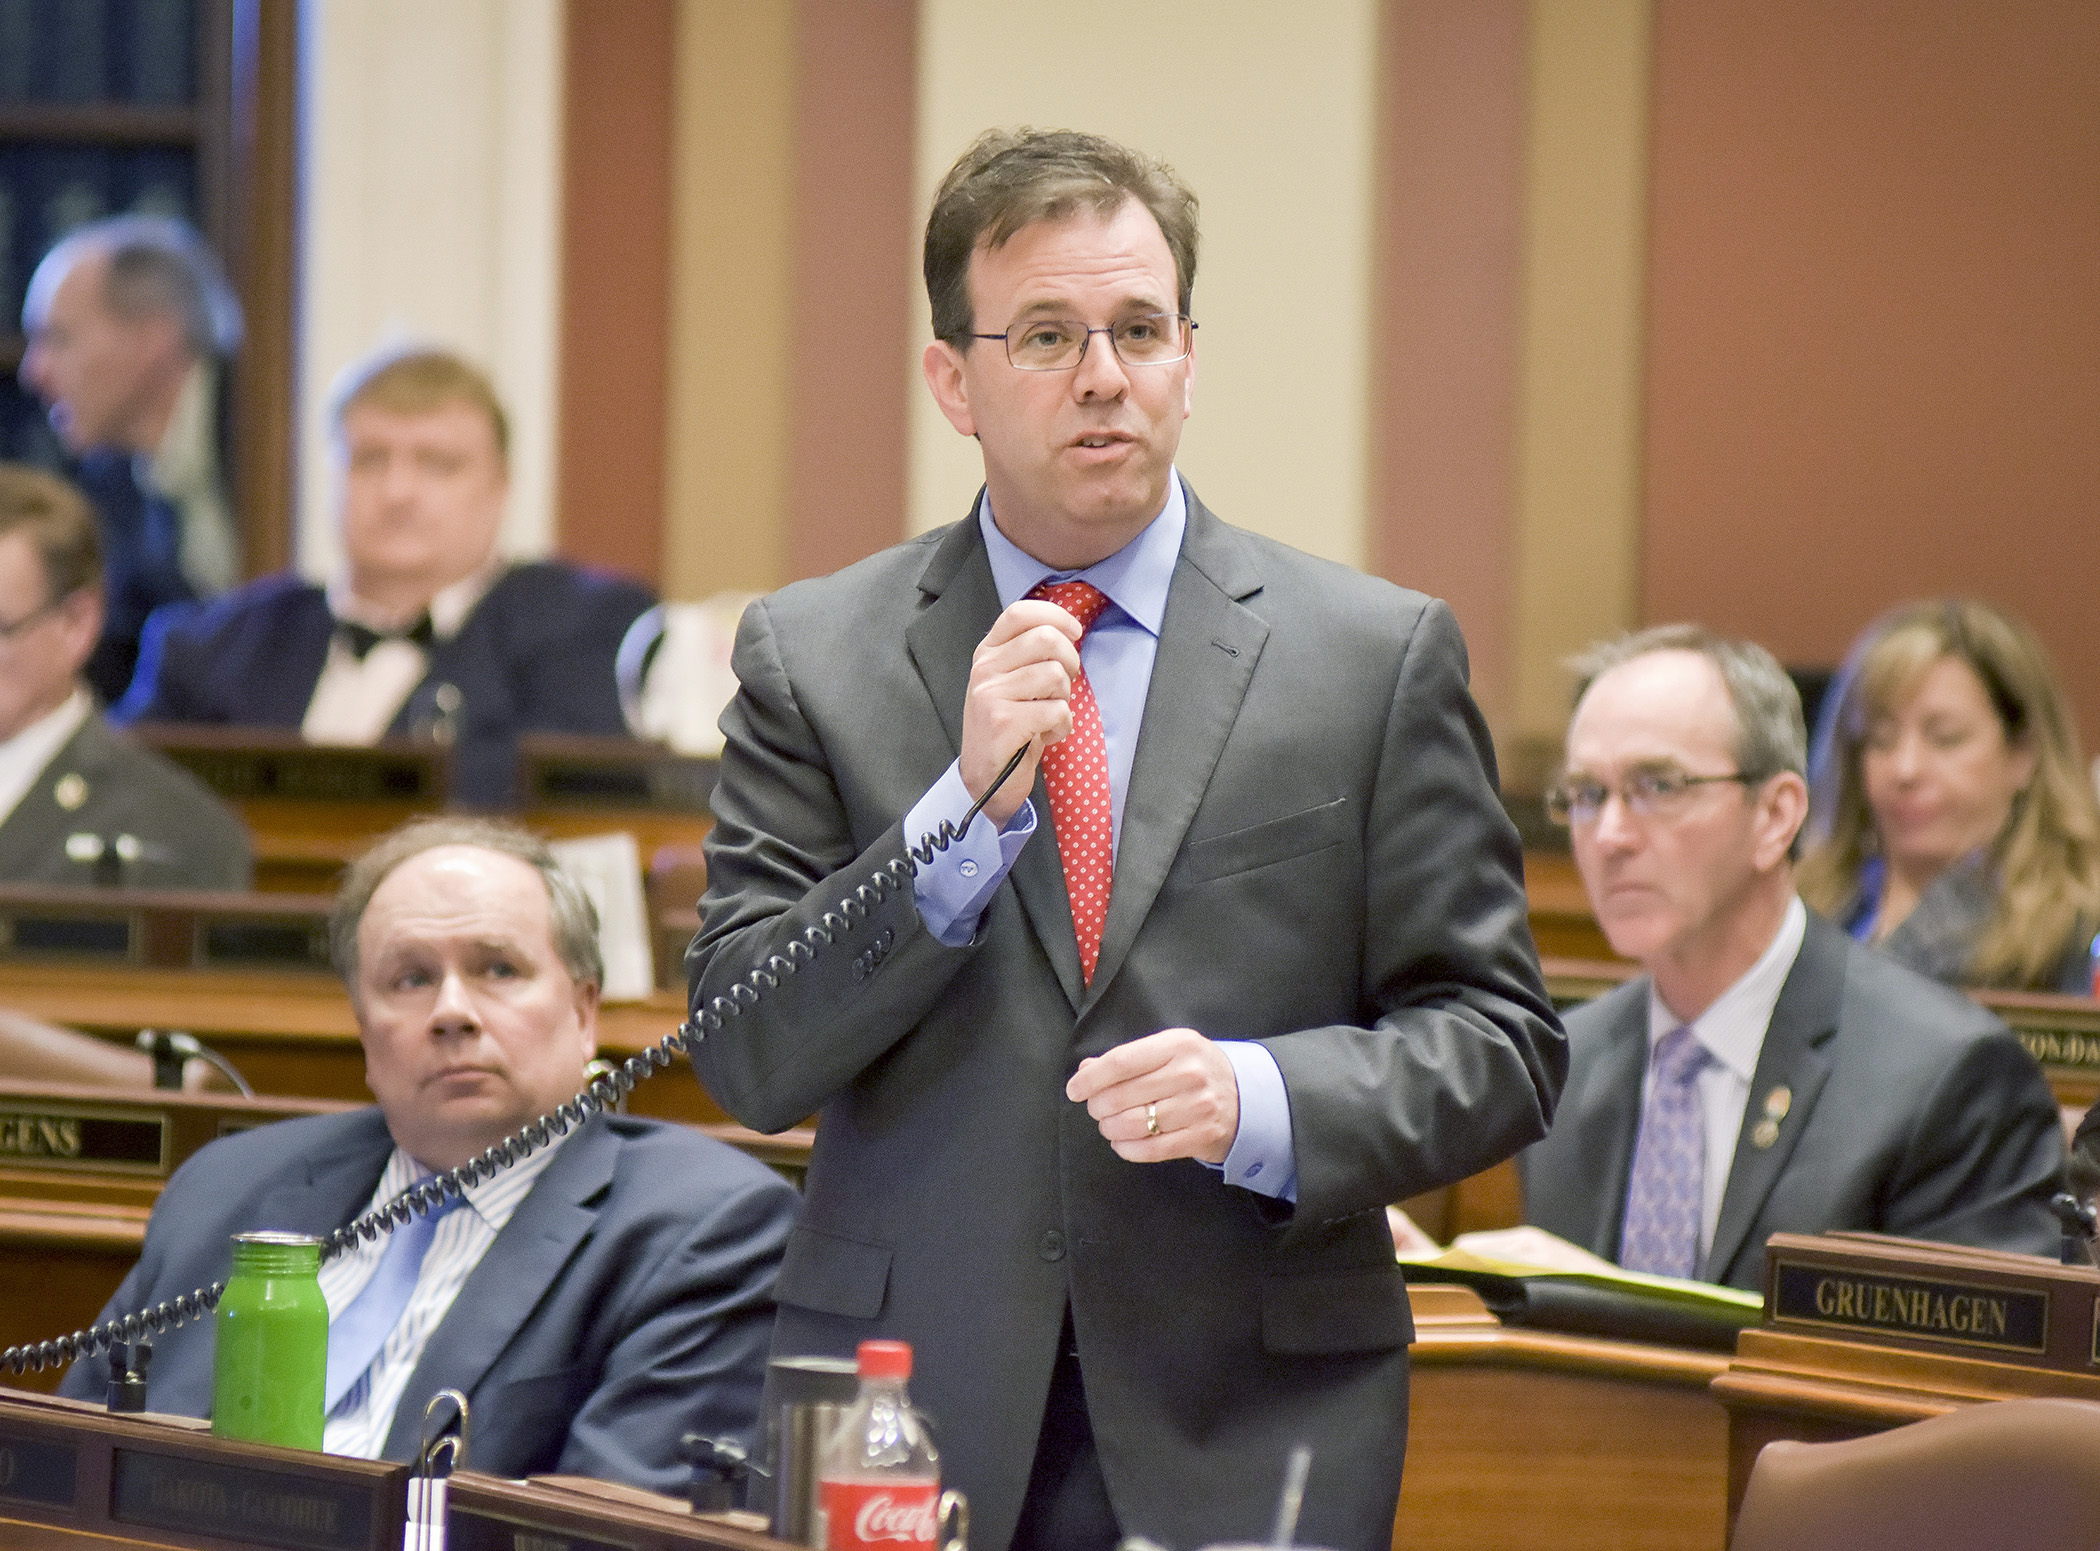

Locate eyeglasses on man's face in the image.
[1545,762,1756,827]
[970,312,1196,371]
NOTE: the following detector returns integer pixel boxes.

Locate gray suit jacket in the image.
[686,486,1565,1551]
[0,713,251,889]
[58,1108,799,1492]
[1523,911,2065,1292]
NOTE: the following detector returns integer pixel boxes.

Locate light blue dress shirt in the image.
[902,474,1296,1201]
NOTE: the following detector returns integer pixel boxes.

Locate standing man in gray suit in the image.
[687,129,1564,1551]
[1523,626,2062,1291]
[0,463,248,889]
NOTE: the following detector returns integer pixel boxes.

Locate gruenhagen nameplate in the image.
[0,1430,77,1507]
[1771,1259,2048,1355]
[110,1445,376,1550]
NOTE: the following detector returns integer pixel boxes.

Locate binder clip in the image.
[681,1432,759,1514]
[409,1388,471,1551]
[104,1340,151,1413]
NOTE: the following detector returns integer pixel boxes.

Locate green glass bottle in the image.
[211,1231,327,1450]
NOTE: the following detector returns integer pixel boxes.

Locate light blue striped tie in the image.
[323,1190,468,1412]
[1618,1027,1712,1279]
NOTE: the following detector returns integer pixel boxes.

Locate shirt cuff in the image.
[905,761,1036,946]
[1212,1041,1297,1202]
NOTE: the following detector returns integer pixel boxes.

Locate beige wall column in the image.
[910,0,1379,566]
[298,0,565,577]
[1507,0,1652,778]
[660,0,797,600]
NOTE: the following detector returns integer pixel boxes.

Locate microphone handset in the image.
[1,746,1033,1378]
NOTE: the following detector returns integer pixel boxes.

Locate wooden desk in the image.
[1400,1283,1731,1551]
[134,727,723,896]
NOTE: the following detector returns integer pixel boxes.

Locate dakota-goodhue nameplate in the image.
[0,1430,78,1507]
[1772,1260,2048,1355]
[0,1104,167,1174]
[448,1506,637,1551]
[110,1446,377,1550]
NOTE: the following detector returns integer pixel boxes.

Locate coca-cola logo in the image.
[853,1491,937,1545]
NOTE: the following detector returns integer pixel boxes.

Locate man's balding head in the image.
[19,217,239,456]
[331,819,602,1171]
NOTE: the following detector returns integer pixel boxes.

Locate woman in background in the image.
[1801,599,2100,995]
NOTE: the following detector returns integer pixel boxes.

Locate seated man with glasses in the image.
[0,464,250,889]
[1523,624,2061,1290]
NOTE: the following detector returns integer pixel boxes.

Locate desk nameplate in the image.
[1763,1232,2100,1374]
[446,1472,784,1551]
[448,1505,638,1551]
[110,1444,377,1550]
[0,1428,77,1508]
[0,1389,406,1551]
[1770,1259,2048,1357]
[0,1103,167,1176]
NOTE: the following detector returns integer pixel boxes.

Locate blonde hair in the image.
[328,346,509,464]
[1800,599,2100,988]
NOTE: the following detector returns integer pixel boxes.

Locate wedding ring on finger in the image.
[1145,1102,1160,1138]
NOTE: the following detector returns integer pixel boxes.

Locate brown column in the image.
[1642,0,2100,745]
[1368,0,1527,735]
[785,0,917,582]
[556,0,675,585]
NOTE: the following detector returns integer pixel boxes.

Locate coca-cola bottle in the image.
[817,1339,941,1550]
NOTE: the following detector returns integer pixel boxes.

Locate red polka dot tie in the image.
[1028,580,1114,984]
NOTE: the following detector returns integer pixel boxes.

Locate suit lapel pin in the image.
[53,772,88,811]
[1763,1085,1791,1122]
[1750,1117,1781,1150]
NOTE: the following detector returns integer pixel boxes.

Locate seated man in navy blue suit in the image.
[19,215,244,703]
[61,817,799,1488]
[114,348,653,806]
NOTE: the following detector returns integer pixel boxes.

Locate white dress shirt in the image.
[301,565,499,746]
[1645,894,1808,1259]
[143,361,238,597]
[0,689,92,829]
[317,1131,565,1459]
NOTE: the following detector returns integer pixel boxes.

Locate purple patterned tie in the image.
[1618,1026,1713,1279]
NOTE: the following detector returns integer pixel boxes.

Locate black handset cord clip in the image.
[1,746,1033,1377]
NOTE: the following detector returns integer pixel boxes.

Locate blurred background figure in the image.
[115,346,653,807]
[1801,599,2100,994]
[0,462,249,889]
[18,216,242,702]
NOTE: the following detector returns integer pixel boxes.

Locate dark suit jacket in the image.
[0,712,251,889]
[70,448,207,705]
[114,562,654,806]
[686,486,1566,1551]
[57,1108,799,1491]
[1523,911,2065,1291]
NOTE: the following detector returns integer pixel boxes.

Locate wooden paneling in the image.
[1400,1283,1729,1551]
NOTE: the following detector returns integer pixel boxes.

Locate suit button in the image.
[1039,1230,1066,1262]
[851,957,867,983]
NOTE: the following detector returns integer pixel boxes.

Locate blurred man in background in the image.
[20,216,243,701]
[116,346,653,806]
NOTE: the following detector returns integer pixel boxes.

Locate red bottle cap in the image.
[856,1339,913,1380]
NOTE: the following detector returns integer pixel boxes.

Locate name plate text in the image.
[1772,1259,2048,1355]
[110,1446,376,1551]
[0,1106,166,1173]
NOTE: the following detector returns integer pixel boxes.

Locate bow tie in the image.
[335,614,435,661]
